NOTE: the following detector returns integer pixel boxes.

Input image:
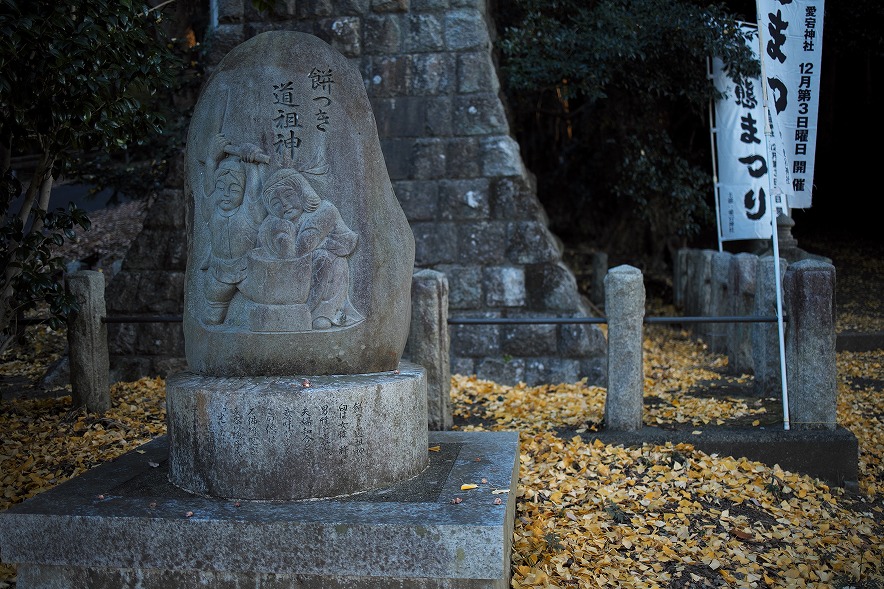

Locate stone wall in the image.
[106,0,607,386]
[106,188,188,383]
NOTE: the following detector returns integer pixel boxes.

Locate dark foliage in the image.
[496,0,884,275]
[496,0,761,275]
[0,0,180,351]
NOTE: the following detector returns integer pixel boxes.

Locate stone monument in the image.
[169,29,425,500]
[0,32,519,588]
[183,31,413,377]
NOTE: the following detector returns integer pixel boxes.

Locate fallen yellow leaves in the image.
[452,324,884,588]
[0,372,167,584]
[836,350,884,498]
[0,377,166,513]
[1,319,882,587]
[452,374,606,434]
[501,431,883,588]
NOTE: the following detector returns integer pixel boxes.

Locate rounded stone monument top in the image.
[182,31,415,376]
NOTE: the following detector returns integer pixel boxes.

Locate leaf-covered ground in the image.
[1,214,881,587]
[452,322,884,588]
[0,320,881,588]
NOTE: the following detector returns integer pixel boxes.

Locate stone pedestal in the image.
[0,431,519,589]
[167,363,429,500]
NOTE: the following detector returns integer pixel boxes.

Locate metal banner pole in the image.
[756,4,790,430]
[706,57,723,253]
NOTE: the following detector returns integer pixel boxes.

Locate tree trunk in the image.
[0,153,56,355]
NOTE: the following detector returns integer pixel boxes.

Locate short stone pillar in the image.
[695,249,715,342]
[784,260,837,430]
[726,253,757,375]
[66,270,110,413]
[709,251,732,353]
[673,248,688,310]
[752,256,787,396]
[604,265,645,431]
[683,249,700,319]
[684,249,714,338]
[405,269,452,431]
[591,251,608,309]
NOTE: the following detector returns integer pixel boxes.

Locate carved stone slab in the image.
[183,31,415,376]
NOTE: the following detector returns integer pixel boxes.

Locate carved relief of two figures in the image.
[198,133,363,333]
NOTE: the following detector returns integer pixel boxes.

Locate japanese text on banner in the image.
[757,0,824,209]
[711,24,773,242]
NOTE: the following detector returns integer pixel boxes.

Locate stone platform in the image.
[0,431,519,589]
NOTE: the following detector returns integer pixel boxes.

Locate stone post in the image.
[590,251,608,309]
[752,256,787,396]
[709,251,732,353]
[673,248,688,310]
[683,249,700,320]
[784,260,837,430]
[604,265,645,431]
[697,249,716,342]
[66,271,110,413]
[406,269,452,431]
[726,253,758,375]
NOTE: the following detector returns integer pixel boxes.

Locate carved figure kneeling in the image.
[241,168,363,332]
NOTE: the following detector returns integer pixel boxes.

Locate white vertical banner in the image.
[711,24,774,241]
[757,0,824,209]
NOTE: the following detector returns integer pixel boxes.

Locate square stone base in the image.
[0,431,520,589]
